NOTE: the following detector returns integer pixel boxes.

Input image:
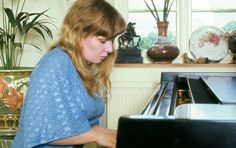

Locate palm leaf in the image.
[23,10,48,33]
[15,12,29,34]
[25,42,42,51]
[38,24,54,39]
[28,9,48,25]
[16,12,29,23]
[4,8,16,27]
[32,27,46,41]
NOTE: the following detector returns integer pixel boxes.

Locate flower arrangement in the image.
[144,0,174,23]
[0,0,55,70]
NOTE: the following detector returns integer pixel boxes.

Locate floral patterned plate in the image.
[189,26,228,62]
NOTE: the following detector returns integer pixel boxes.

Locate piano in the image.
[116,72,236,148]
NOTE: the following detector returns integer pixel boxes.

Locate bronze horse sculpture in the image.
[118,22,141,49]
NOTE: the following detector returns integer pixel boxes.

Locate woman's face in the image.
[81,35,113,64]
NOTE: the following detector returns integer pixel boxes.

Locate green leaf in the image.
[4,8,16,27]
[16,12,28,23]
[32,27,46,41]
[15,13,28,34]
[39,24,53,39]
[26,42,42,51]
[28,9,48,26]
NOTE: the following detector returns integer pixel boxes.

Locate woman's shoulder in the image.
[39,47,72,66]
[33,47,76,74]
[45,47,70,61]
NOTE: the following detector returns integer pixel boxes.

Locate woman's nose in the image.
[104,41,113,53]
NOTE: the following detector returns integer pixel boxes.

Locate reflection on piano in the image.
[116,72,236,148]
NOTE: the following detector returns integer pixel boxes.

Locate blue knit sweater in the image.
[11,47,104,148]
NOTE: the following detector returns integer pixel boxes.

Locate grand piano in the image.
[116,72,236,148]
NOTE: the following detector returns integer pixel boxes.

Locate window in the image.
[115,0,236,63]
[191,0,236,31]
[128,0,177,49]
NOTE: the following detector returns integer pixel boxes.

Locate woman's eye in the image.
[100,40,106,44]
[97,36,107,44]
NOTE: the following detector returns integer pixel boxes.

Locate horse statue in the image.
[118,22,141,49]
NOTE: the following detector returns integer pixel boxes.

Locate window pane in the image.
[192,12,236,33]
[129,0,166,10]
[128,0,176,10]
[192,0,236,9]
[129,12,176,49]
[128,0,177,49]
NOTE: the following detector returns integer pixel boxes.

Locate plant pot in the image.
[147,21,179,63]
[0,68,32,131]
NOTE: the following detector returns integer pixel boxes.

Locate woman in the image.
[11,0,126,147]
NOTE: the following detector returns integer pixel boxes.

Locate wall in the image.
[21,0,71,67]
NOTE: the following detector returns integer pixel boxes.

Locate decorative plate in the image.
[189,26,228,62]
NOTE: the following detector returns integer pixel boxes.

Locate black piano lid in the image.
[161,72,236,104]
[201,76,236,104]
[116,72,236,148]
[116,115,236,148]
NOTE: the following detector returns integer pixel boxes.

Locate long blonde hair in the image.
[53,0,126,96]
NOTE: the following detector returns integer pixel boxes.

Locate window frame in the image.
[113,0,236,63]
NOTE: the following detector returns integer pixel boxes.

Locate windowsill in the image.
[115,50,235,67]
[114,63,236,68]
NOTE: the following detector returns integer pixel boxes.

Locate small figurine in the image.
[118,22,141,49]
[116,22,143,63]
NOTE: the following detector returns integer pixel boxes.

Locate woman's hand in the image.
[49,125,117,148]
[92,125,117,148]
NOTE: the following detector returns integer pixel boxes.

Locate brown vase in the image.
[147,21,179,63]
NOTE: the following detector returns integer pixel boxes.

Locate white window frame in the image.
[112,0,236,63]
[113,0,191,55]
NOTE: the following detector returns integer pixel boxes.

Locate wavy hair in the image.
[52,0,126,96]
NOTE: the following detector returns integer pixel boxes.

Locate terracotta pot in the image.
[147,21,179,63]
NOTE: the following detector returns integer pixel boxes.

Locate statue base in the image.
[115,47,143,63]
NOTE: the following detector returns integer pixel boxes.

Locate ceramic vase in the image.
[147,21,179,63]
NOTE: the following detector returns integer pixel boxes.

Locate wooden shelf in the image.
[115,63,236,68]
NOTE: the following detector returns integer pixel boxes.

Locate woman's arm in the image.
[49,125,117,148]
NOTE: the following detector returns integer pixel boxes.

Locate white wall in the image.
[20,0,73,67]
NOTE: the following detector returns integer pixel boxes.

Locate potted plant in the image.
[144,0,179,63]
[0,0,54,130]
[0,0,54,70]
